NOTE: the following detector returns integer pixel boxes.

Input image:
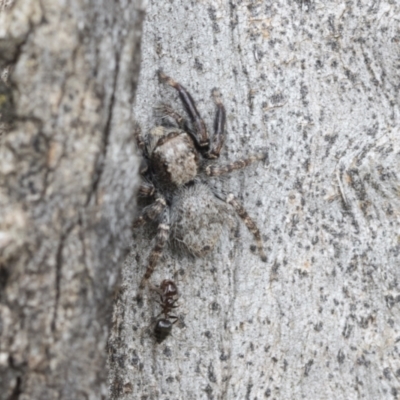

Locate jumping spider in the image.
[133,71,267,289]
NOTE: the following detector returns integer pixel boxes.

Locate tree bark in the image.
[108,1,400,399]
[0,1,144,399]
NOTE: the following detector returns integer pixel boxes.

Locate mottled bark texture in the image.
[108,1,400,399]
[0,0,144,399]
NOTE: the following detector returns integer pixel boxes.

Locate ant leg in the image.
[163,298,179,310]
[148,282,164,298]
[226,194,267,262]
[170,300,179,309]
[205,152,267,177]
[158,70,209,149]
[132,195,166,228]
[206,89,226,159]
[139,211,170,289]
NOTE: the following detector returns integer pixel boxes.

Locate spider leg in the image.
[226,193,267,262]
[138,180,155,198]
[155,104,206,155]
[132,195,166,228]
[205,152,267,177]
[134,122,148,157]
[139,158,150,175]
[155,103,191,131]
[206,89,226,159]
[158,70,209,149]
[139,210,171,289]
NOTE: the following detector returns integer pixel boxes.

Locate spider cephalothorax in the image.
[134,71,267,288]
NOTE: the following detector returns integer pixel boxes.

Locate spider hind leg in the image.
[132,196,167,228]
[226,193,267,262]
[139,211,171,289]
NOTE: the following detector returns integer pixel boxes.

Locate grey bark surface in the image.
[0,0,144,398]
[108,1,400,399]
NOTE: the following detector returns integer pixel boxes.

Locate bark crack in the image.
[86,49,121,207]
[51,223,75,333]
[7,376,21,400]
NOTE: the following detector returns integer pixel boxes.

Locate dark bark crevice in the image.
[87,50,121,208]
[51,222,76,333]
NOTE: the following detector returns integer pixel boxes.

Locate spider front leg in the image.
[155,88,226,160]
[158,70,209,149]
[206,89,226,159]
[226,193,267,262]
[155,103,192,133]
[137,157,156,198]
[134,122,148,157]
[139,210,171,289]
[138,180,155,198]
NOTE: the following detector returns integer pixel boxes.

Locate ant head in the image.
[160,279,178,297]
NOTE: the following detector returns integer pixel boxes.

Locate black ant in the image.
[153,279,179,343]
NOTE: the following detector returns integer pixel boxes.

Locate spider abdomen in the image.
[170,184,225,257]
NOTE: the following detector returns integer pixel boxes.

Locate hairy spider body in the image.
[170,183,226,258]
[134,72,267,289]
